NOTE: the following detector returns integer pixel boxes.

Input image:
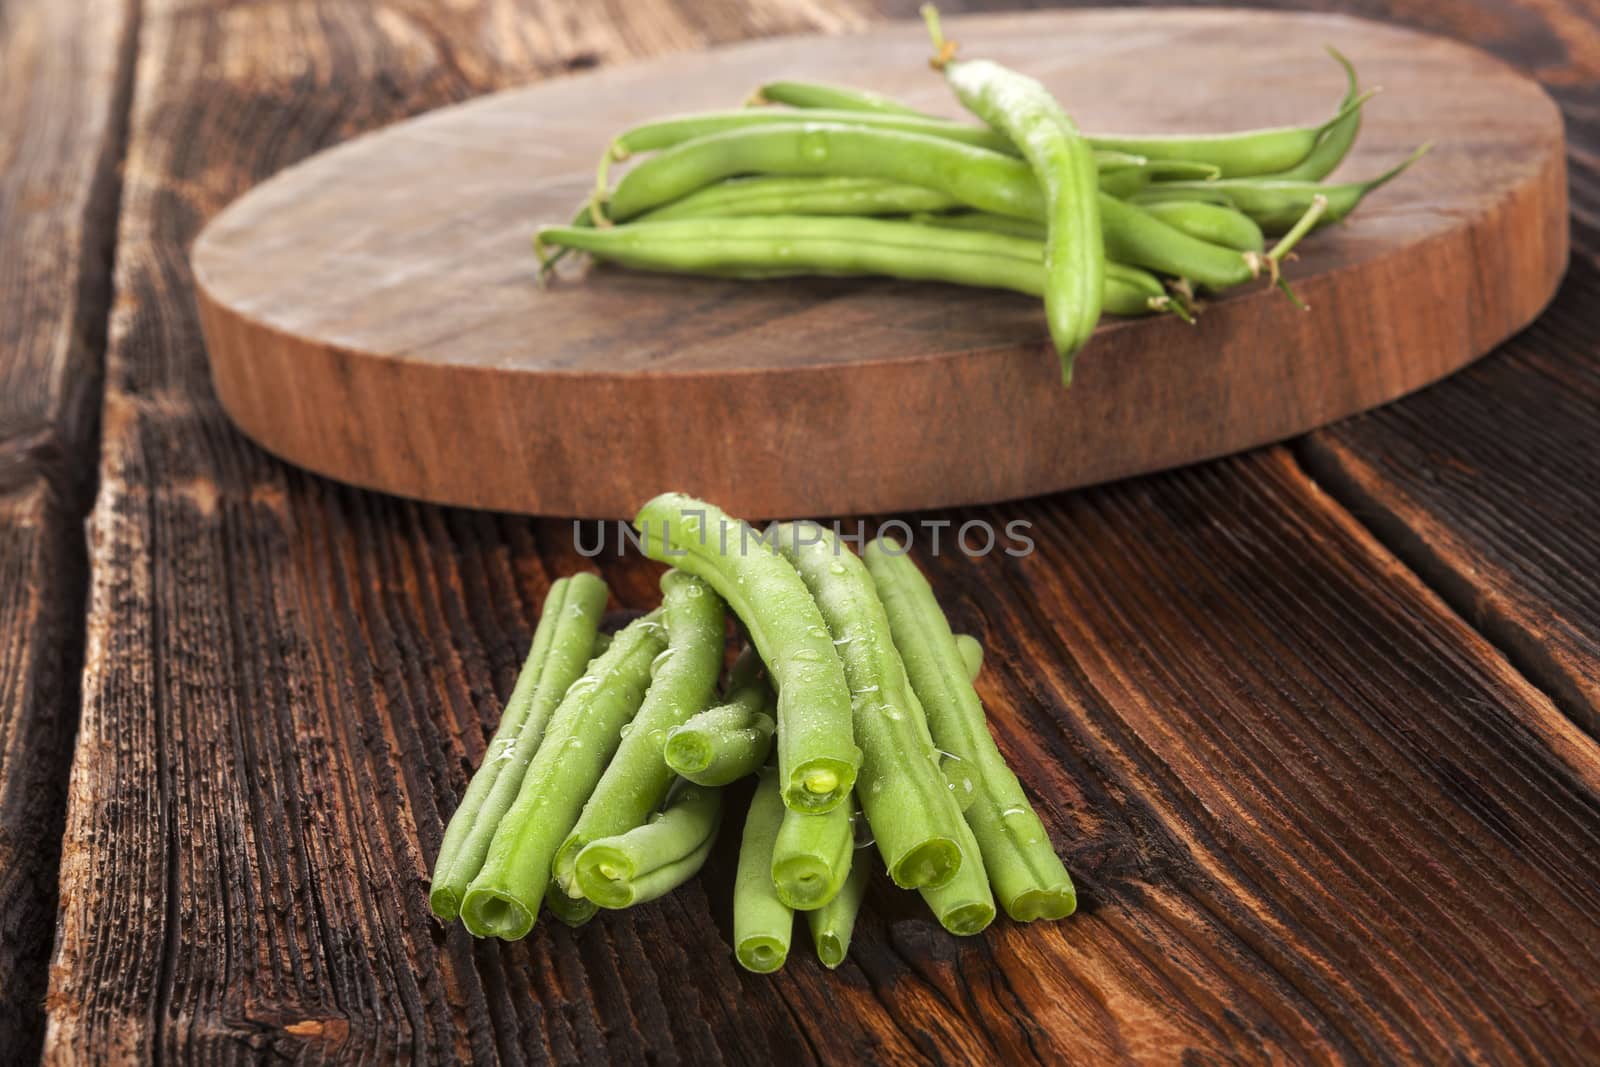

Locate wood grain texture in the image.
[0,0,132,1057]
[40,1,1600,1063]
[189,8,1568,519]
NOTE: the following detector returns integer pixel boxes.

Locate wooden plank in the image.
[42,0,1600,1063]
[0,0,132,1058]
[1297,0,1600,736]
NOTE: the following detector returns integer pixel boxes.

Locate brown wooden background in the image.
[2,0,1597,1063]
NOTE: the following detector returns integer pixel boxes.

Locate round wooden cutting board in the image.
[191,9,1566,519]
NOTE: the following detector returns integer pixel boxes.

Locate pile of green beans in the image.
[429,491,1079,971]
[536,5,1426,386]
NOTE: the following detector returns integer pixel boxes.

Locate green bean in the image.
[955,634,983,682]
[1262,48,1367,182]
[641,176,963,222]
[459,611,665,940]
[1134,143,1430,235]
[735,768,794,972]
[634,494,860,814]
[771,800,855,910]
[776,522,967,889]
[807,847,870,968]
[537,217,1176,318]
[917,814,996,935]
[574,780,723,908]
[1139,200,1265,253]
[551,570,725,907]
[430,573,607,922]
[1100,196,1261,290]
[544,884,597,927]
[753,79,927,115]
[910,210,1043,241]
[665,651,777,787]
[866,540,1075,922]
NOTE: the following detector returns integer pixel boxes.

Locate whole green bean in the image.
[771,800,855,910]
[735,768,794,973]
[430,573,607,922]
[574,780,723,908]
[1134,143,1429,235]
[807,847,871,968]
[918,813,997,935]
[866,540,1074,922]
[537,217,1174,318]
[926,13,1101,373]
[459,611,665,940]
[1262,48,1367,182]
[664,657,777,787]
[551,570,725,906]
[1139,200,1265,254]
[634,494,860,814]
[753,79,927,115]
[641,176,962,222]
[955,634,983,682]
[776,522,967,889]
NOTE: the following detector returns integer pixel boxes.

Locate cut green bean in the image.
[634,494,860,813]
[430,573,607,923]
[551,570,725,906]
[807,849,870,968]
[776,522,967,889]
[866,540,1074,922]
[1135,143,1430,235]
[753,79,927,115]
[641,176,962,222]
[459,612,665,940]
[926,10,1101,376]
[538,217,1176,318]
[545,884,598,927]
[771,800,855,910]
[1139,200,1266,253]
[955,634,982,682]
[665,652,777,787]
[735,769,794,973]
[918,813,997,935]
[574,780,723,908]
[1262,48,1367,182]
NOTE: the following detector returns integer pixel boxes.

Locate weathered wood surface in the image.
[0,0,131,1059]
[19,0,1600,1064]
[188,9,1568,519]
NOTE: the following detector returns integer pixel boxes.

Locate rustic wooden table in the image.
[3,1,1597,1063]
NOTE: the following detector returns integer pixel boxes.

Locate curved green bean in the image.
[771,800,855,911]
[1262,48,1367,182]
[753,79,927,115]
[550,570,725,907]
[807,847,870,968]
[430,573,607,922]
[459,611,665,940]
[665,651,777,786]
[927,13,1101,375]
[1134,143,1429,235]
[634,494,860,814]
[574,780,723,908]
[1139,200,1265,253]
[735,768,794,972]
[866,540,1074,922]
[776,522,967,890]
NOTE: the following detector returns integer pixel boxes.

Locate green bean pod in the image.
[573,780,723,908]
[866,540,1075,922]
[1261,48,1366,182]
[753,79,927,115]
[430,573,607,922]
[807,846,871,968]
[634,494,860,814]
[459,611,666,940]
[1135,143,1430,235]
[771,800,855,910]
[1138,200,1266,253]
[550,570,725,905]
[544,883,598,927]
[776,523,968,890]
[917,812,997,935]
[641,176,963,222]
[665,656,777,786]
[955,634,983,682]
[735,768,795,973]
